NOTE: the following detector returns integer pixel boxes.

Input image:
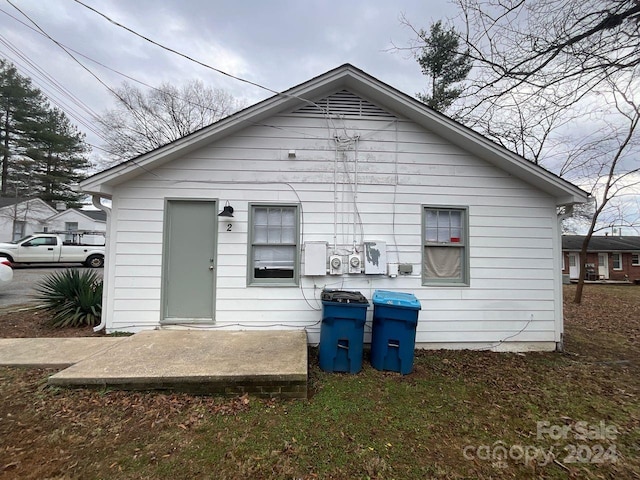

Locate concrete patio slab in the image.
[0,337,124,368]
[48,330,308,398]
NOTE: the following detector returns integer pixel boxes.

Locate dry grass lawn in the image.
[0,284,638,479]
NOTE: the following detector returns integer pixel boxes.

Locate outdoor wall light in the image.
[218,201,234,217]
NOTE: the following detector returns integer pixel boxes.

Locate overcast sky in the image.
[0,0,458,156]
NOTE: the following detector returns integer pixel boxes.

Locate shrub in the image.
[35,269,103,328]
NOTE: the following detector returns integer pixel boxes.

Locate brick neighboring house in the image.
[562,235,640,281]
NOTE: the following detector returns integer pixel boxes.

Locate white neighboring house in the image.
[45,208,107,234]
[0,197,57,242]
[0,198,106,242]
[79,64,589,351]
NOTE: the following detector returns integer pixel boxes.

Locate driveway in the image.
[0,265,103,309]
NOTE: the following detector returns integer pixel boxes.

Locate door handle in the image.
[209,265,214,270]
[47,248,53,250]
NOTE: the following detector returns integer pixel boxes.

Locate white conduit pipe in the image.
[353,137,359,251]
[333,140,338,252]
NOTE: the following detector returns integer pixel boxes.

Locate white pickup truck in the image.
[0,232,106,268]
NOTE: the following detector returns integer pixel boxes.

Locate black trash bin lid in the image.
[321,289,368,304]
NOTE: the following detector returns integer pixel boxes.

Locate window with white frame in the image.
[633,253,640,266]
[423,206,469,285]
[248,204,299,285]
[613,253,622,270]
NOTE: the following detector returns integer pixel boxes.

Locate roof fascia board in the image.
[32,198,58,214]
[0,197,58,213]
[81,64,587,204]
[47,208,96,223]
[79,69,352,192]
[342,74,588,204]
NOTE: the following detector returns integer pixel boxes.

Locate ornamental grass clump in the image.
[35,269,103,327]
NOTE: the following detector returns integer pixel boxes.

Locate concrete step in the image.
[48,330,308,399]
[0,337,124,368]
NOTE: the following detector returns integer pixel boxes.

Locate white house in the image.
[0,197,57,241]
[45,208,107,233]
[0,198,107,242]
[79,65,588,351]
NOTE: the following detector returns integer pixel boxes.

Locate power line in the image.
[5,0,339,162]
[0,6,238,116]
[0,37,107,140]
[72,0,344,139]
[72,0,282,96]
[6,0,176,150]
[70,0,338,120]
[0,33,100,120]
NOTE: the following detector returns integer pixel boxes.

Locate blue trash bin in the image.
[319,289,369,373]
[371,290,421,374]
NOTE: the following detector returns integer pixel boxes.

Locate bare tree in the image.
[399,0,640,303]
[455,0,640,108]
[572,75,640,302]
[99,80,244,164]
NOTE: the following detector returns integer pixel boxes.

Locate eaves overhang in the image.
[80,64,589,206]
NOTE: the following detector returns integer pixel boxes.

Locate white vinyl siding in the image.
[42,209,106,236]
[102,99,562,349]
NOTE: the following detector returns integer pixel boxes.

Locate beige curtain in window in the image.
[425,247,461,279]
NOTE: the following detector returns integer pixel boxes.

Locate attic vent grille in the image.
[293,90,395,118]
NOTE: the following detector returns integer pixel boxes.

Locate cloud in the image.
[0,0,456,152]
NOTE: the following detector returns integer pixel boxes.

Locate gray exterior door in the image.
[162,200,217,323]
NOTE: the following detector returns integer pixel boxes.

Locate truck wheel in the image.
[86,255,104,268]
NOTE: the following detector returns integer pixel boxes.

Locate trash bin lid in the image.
[372,290,421,310]
[321,289,368,304]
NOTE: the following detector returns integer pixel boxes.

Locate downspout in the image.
[555,204,574,352]
[92,194,111,332]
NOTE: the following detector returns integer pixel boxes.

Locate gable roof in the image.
[80,64,589,206]
[46,208,107,223]
[0,197,57,214]
[0,197,30,208]
[80,209,107,221]
[563,235,640,252]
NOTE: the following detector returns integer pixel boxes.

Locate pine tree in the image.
[23,108,90,205]
[416,21,472,113]
[0,60,47,195]
[0,60,90,205]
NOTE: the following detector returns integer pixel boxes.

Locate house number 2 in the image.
[226,224,232,232]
